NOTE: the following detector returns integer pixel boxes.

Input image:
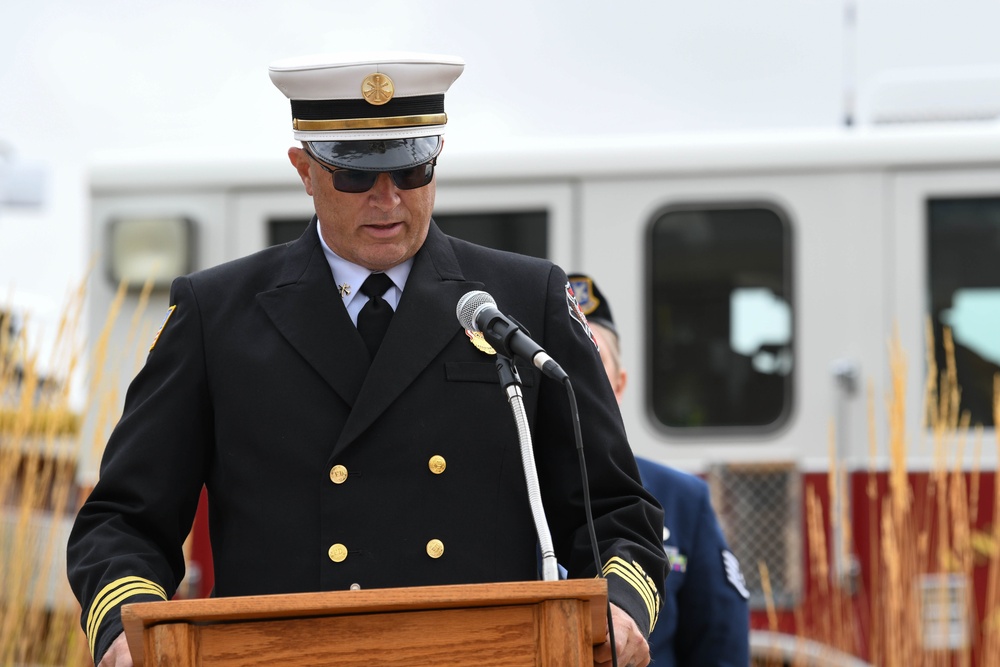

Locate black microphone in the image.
[456,290,568,382]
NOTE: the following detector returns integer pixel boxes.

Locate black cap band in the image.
[291,94,445,122]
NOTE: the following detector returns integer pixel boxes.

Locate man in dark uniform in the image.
[568,273,751,666]
[68,53,666,666]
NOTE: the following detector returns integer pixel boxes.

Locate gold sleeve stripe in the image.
[602,561,656,623]
[602,560,658,632]
[87,583,167,657]
[602,557,660,633]
[86,576,167,637]
[86,577,167,657]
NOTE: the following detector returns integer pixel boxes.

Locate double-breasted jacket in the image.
[68,220,666,662]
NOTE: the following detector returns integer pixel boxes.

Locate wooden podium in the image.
[121,579,608,666]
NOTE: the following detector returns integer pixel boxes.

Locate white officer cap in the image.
[269,51,465,171]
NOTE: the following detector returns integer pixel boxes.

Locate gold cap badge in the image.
[361,72,394,105]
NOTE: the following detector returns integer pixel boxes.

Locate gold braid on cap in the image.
[293,113,447,131]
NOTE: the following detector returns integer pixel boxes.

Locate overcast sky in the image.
[2,0,1000,337]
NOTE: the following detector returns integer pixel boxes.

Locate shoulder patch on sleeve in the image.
[149,305,176,351]
[568,275,600,315]
[721,549,750,599]
[565,281,598,348]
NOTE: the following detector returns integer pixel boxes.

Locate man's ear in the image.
[288,147,315,196]
[614,368,628,405]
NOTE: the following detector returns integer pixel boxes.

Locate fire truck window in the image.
[649,205,793,431]
[434,211,548,259]
[265,212,548,259]
[928,197,1000,427]
[268,218,311,246]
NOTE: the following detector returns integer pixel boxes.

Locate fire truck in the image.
[85,122,1000,664]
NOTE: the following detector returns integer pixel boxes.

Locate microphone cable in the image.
[563,377,619,667]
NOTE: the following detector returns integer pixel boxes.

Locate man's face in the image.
[288,147,436,271]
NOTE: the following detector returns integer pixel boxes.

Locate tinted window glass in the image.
[268,218,311,246]
[434,211,547,258]
[266,212,549,259]
[649,205,793,430]
[928,197,1000,427]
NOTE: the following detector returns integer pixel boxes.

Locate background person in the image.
[569,273,751,667]
[67,53,667,667]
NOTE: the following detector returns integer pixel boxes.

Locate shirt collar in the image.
[317,222,413,310]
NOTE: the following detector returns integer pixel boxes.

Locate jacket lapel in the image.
[257,219,370,408]
[335,223,482,450]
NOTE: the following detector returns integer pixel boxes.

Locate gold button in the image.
[328,543,348,562]
[428,455,447,475]
[330,465,348,484]
[426,539,444,559]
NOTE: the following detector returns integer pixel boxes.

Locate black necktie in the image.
[357,272,395,360]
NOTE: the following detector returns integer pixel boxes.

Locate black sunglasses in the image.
[308,152,437,194]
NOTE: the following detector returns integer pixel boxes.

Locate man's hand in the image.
[97,632,133,667]
[593,602,650,667]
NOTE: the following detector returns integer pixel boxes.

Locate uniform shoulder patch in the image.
[565,281,598,348]
[568,276,600,315]
[721,549,750,599]
[149,305,176,351]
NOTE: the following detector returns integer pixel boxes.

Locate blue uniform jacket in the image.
[636,458,750,666]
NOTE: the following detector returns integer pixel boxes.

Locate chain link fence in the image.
[707,462,802,609]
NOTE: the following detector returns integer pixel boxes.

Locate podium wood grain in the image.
[122,579,607,666]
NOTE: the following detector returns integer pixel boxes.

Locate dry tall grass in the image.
[3,276,1000,666]
[0,276,153,666]
[1,278,90,666]
[781,327,1000,666]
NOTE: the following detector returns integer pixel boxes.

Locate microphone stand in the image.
[494,354,559,582]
